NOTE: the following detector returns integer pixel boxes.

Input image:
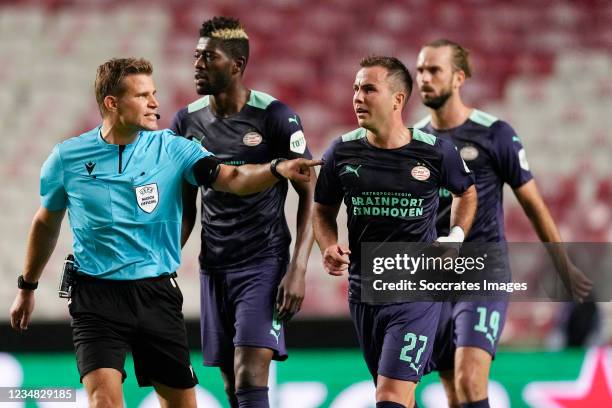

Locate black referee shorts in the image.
[68,273,198,388]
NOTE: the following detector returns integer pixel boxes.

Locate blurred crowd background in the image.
[1,0,611,350]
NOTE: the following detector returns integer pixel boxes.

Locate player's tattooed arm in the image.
[514,180,592,301]
[313,202,350,276]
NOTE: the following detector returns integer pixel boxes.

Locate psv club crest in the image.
[243,131,263,146]
[460,145,479,161]
[411,165,430,181]
[135,183,159,213]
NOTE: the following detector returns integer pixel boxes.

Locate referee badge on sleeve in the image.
[135,183,159,213]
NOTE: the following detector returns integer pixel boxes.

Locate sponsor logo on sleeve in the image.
[135,183,159,213]
[289,130,307,154]
[518,148,530,171]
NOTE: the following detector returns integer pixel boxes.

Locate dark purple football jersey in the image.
[171,90,312,271]
[415,109,533,243]
[315,128,474,302]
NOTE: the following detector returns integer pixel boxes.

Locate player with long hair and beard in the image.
[415,39,592,408]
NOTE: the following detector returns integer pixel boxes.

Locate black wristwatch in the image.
[270,158,287,180]
[18,275,38,290]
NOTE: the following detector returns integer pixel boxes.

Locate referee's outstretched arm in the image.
[9,207,65,331]
[194,156,322,196]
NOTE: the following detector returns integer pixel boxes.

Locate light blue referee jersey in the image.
[40,126,212,280]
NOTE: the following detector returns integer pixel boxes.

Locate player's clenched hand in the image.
[276,265,305,322]
[276,159,323,183]
[323,245,351,276]
[9,291,35,332]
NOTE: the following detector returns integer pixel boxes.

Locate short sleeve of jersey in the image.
[438,138,475,194]
[169,107,187,137]
[40,145,68,210]
[314,138,343,205]
[491,121,533,188]
[265,101,312,160]
[165,131,214,185]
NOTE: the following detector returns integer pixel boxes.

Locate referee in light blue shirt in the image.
[9,57,319,408]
